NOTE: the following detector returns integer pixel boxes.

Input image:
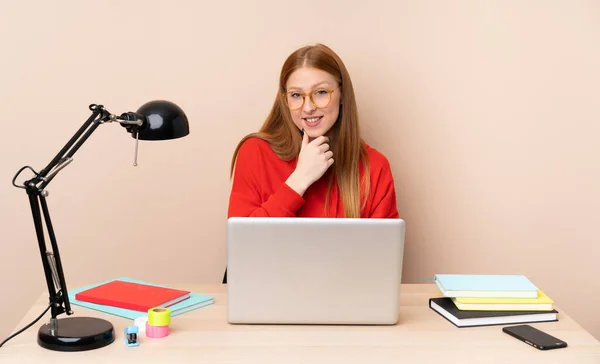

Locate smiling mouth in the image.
[303,116,323,126]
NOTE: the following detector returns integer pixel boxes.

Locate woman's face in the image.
[284,67,341,139]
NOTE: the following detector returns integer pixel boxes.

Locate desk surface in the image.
[1,284,598,363]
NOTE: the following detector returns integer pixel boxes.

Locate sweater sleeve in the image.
[368,156,399,218]
[227,139,305,217]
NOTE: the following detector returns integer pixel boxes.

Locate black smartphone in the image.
[502,325,567,350]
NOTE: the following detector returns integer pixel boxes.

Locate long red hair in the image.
[230,43,370,217]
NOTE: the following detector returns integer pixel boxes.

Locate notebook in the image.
[68,277,214,320]
[75,279,191,312]
[429,297,558,327]
[434,274,538,298]
[452,290,554,311]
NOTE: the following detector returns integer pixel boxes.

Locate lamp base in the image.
[38,317,115,351]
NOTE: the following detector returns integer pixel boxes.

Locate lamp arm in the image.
[34,105,107,185]
[26,104,143,191]
[12,104,143,321]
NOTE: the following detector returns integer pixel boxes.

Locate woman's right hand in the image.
[286,131,334,196]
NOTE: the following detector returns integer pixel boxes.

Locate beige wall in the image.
[1,0,598,341]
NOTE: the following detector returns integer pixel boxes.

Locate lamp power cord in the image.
[0,297,57,348]
[12,166,39,189]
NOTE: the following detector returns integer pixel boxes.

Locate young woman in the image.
[223,44,399,283]
[227,43,399,220]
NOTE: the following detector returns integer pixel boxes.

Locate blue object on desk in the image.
[434,274,539,298]
[124,325,139,347]
[67,277,214,320]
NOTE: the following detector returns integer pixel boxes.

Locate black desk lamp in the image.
[8,101,189,351]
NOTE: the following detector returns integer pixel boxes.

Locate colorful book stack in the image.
[68,277,214,320]
[429,274,558,328]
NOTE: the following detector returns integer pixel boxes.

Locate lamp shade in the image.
[132,100,190,140]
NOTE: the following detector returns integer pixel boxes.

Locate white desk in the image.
[1,284,599,363]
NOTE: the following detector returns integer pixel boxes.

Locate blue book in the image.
[434,274,538,298]
[67,277,214,320]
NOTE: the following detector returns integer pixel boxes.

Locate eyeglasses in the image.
[283,89,335,110]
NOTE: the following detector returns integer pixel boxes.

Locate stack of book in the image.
[68,277,214,320]
[429,274,558,328]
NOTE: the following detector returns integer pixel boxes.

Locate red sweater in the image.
[227,137,399,218]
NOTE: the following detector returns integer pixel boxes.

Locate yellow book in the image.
[451,290,554,311]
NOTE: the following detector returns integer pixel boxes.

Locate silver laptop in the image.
[226,217,405,325]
